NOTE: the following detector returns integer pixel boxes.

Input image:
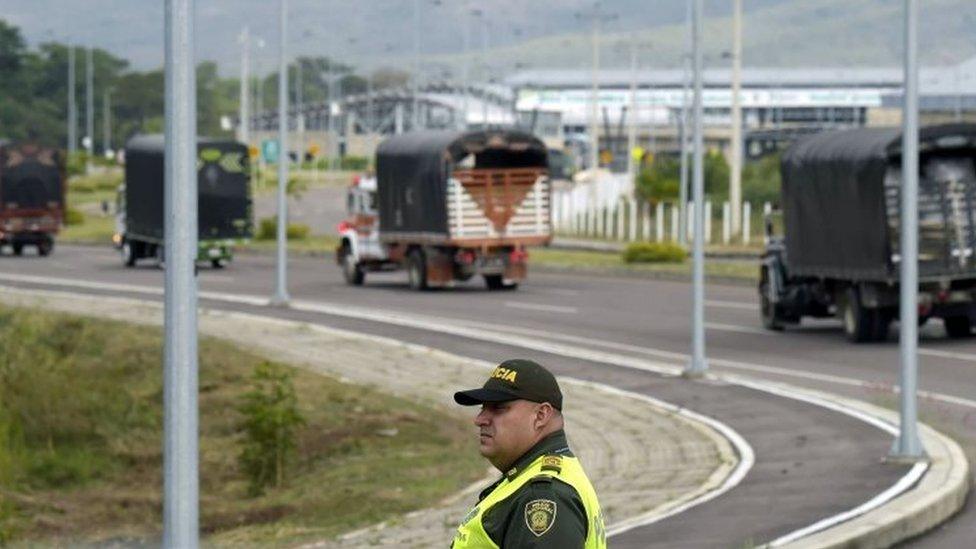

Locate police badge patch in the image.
[524,499,557,537]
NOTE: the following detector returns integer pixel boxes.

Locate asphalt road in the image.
[1,244,973,547]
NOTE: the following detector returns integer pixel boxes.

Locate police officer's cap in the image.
[454,359,563,410]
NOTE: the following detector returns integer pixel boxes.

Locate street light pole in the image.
[67,44,77,156]
[589,14,601,170]
[103,88,112,156]
[684,0,708,377]
[162,0,199,546]
[891,0,925,460]
[626,36,638,182]
[273,0,291,306]
[239,26,250,145]
[412,0,420,130]
[86,45,94,168]
[678,0,692,246]
[730,0,743,236]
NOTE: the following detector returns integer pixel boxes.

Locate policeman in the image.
[452,359,606,549]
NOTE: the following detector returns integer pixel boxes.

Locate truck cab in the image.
[336,174,392,284]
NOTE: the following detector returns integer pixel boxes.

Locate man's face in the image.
[474,399,540,471]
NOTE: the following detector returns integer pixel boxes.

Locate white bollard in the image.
[629,198,638,241]
[722,201,731,245]
[617,200,626,241]
[602,207,610,239]
[590,208,598,238]
[705,200,713,244]
[671,203,680,243]
[743,202,752,245]
[656,202,665,242]
[763,201,772,245]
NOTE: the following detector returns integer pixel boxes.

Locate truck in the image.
[115,135,253,268]
[761,123,976,342]
[0,140,65,256]
[336,129,552,290]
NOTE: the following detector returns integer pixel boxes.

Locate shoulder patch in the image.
[541,455,562,473]
[524,499,557,537]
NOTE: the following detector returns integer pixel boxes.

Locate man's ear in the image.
[534,402,555,430]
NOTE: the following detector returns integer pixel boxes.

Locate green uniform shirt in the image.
[454,430,601,548]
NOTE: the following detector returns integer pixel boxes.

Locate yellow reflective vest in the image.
[452,453,606,549]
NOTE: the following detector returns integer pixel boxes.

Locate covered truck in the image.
[336,129,552,290]
[0,141,65,256]
[761,123,976,341]
[116,135,253,268]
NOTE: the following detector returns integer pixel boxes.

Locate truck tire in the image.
[484,274,518,291]
[341,247,365,286]
[121,240,137,267]
[37,239,53,257]
[12,243,23,256]
[841,287,877,343]
[759,266,784,331]
[407,250,428,291]
[944,316,972,338]
[211,258,225,269]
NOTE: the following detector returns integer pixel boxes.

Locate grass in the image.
[0,305,485,546]
[529,246,759,282]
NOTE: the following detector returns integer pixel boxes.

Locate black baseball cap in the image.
[454,359,563,410]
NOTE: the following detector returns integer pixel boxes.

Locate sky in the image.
[5,0,794,72]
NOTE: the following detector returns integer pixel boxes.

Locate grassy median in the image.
[0,305,485,546]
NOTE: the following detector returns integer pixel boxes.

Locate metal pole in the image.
[730,0,743,236]
[891,0,924,459]
[412,0,420,130]
[461,1,471,130]
[163,0,199,546]
[589,16,600,170]
[102,88,111,155]
[678,0,691,246]
[67,45,77,156]
[684,0,708,377]
[86,45,94,166]
[239,26,250,145]
[627,37,638,182]
[273,0,291,306]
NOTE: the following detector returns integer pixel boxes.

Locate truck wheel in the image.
[759,267,784,331]
[841,287,877,343]
[12,243,23,256]
[121,240,137,267]
[484,274,518,291]
[37,239,53,257]
[944,316,972,338]
[211,259,225,269]
[341,248,365,286]
[407,250,427,290]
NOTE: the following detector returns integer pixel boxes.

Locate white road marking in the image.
[705,299,757,310]
[918,348,976,363]
[706,322,771,336]
[503,301,578,314]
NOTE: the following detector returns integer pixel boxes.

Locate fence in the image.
[552,192,771,246]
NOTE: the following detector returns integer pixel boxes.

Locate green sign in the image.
[261,139,279,163]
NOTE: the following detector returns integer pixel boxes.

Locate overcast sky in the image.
[5,0,795,72]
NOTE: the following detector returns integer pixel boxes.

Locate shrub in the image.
[622,241,687,264]
[64,207,85,226]
[340,156,369,171]
[256,217,310,241]
[237,362,305,496]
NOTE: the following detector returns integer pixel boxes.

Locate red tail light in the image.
[509,249,529,263]
[337,221,352,233]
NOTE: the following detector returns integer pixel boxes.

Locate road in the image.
[0,244,972,546]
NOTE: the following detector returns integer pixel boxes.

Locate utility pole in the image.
[67,45,77,156]
[239,26,250,145]
[626,36,638,182]
[86,45,94,168]
[412,0,420,130]
[162,0,199,546]
[684,0,708,377]
[678,0,692,246]
[273,0,291,306]
[890,0,925,460]
[589,13,601,170]
[730,0,743,236]
[461,0,471,130]
[103,88,112,156]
